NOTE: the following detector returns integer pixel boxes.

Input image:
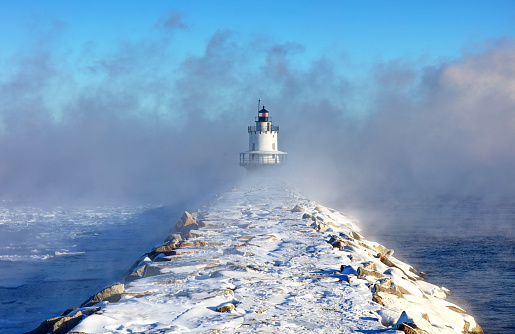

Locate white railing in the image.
[239,153,287,167]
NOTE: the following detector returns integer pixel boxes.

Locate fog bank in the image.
[1,15,514,207]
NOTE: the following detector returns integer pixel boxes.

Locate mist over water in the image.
[1,14,515,206]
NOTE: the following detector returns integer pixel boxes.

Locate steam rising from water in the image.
[1,13,514,208]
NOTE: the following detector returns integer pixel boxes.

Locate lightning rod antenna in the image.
[258,98,261,112]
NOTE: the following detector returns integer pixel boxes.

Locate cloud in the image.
[0,15,514,208]
[156,10,187,32]
[285,39,515,205]
[374,59,418,90]
[0,25,246,205]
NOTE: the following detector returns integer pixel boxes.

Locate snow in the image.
[69,177,481,333]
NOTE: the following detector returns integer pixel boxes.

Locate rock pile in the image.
[26,181,483,334]
[327,222,482,333]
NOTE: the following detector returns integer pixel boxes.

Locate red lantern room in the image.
[258,106,269,122]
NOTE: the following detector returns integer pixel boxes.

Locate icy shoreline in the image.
[27,179,482,333]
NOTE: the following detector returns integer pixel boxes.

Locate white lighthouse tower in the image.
[240,101,287,170]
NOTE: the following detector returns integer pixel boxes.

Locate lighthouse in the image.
[240,101,287,170]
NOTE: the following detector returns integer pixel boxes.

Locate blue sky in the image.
[3,1,514,67]
[1,1,515,203]
[3,0,514,116]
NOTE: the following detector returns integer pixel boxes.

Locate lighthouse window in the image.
[272,143,276,150]
[252,143,255,150]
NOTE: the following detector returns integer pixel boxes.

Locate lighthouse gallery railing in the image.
[239,152,287,166]
[248,125,279,132]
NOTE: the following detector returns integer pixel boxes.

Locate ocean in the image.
[354,197,515,333]
[0,197,513,333]
[0,204,186,333]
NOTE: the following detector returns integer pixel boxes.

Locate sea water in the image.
[0,204,184,333]
[0,198,513,333]
[356,197,515,333]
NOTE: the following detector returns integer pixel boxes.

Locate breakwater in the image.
[26,180,483,333]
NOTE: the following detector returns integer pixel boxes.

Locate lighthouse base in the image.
[239,151,287,171]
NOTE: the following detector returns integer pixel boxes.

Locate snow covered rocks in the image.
[175,211,199,233]
[30,178,482,333]
[25,310,84,334]
[80,283,125,307]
